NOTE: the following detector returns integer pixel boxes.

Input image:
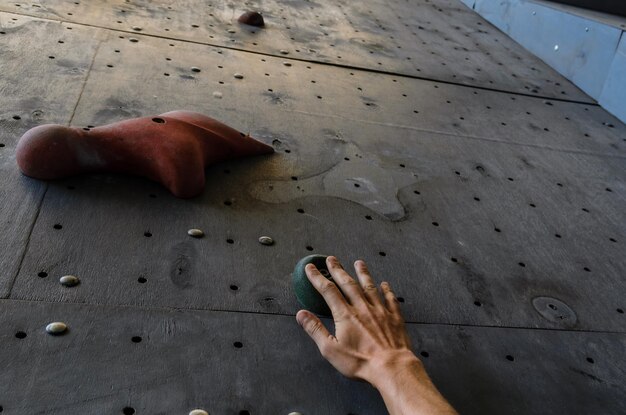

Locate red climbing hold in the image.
[16,110,274,198]
[238,11,265,27]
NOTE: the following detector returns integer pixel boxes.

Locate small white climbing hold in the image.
[45,322,68,335]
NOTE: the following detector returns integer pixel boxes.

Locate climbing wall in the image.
[0,1,625,414]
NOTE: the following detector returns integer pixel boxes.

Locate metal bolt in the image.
[188,229,204,238]
[259,236,274,246]
[59,275,80,287]
[46,322,68,335]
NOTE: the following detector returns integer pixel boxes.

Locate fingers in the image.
[306,263,349,315]
[381,281,402,316]
[326,256,366,305]
[296,310,335,355]
[354,260,383,306]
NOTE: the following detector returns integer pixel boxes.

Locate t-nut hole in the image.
[152,117,165,124]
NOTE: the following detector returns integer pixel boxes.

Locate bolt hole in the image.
[548,304,557,310]
[12,115,21,120]
[122,407,135,415]
[474,197,480,201]
[38,271,48,278]
[518,262,526,267]
[529,203,536,208]
[227,239,234,244]
[365,215,372,220]
[450,257,458,263]
[53,224,63,230]
[474,300,482,307]
[152,117,165,124]
[586,357,594,364]
[224,200,232,206]
[413,190,420,195]
[420,351,429,358]
[291,176,298,181]
[137,277,147,284]
[230,284,239,291]
[144,232,152,237]
[306,246,313,251]
[297,208,305,214]
[617,308,624,314]
[494,228,501,233]
[432,221,439,227]
[583,267,590,272]
[379,251,386,257]
[239,411,250,415]
[233,341,243,348]
[555,234,561,238]
[15,331,27,339]
[354,183,360,188]
[506,355,515,362]
[397,296,404,302]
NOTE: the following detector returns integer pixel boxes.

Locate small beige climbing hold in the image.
[46,322,68,335]
[213,91,223,99]
[189,410,209,415]
[258,236,274,246]
[188,228,204,238]
[59,275,80,287]
[234,73,244,79]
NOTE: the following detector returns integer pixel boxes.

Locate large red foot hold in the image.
[16,111,274,198]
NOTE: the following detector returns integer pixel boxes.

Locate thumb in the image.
[296,310,335,353]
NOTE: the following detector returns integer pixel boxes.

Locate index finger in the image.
[306,263,349,316]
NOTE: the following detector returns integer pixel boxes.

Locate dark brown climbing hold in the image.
[238,11,265,27]
[16,111,274,198]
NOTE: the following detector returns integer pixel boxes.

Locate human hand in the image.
[295,256,457,415]
[295,256,414,383]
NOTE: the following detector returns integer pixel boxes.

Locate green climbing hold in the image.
[293,254,333,316]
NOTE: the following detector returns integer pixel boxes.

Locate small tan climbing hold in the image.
[188,229,204,238]
[59,275,80,287]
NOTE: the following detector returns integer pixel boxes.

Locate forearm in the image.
[370,352,458,415]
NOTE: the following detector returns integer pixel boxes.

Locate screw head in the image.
[258,236,274,246]
[189,410,209,415]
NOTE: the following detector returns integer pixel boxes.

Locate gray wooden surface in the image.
[1,299,624,415]
[0,0,590,100]
[0,1,625,414]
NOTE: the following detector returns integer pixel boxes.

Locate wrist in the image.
[363,349,425,390]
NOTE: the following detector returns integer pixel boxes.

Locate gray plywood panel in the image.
[8,32,623,154]
[0,0,591,101]
[10,111,625,331]
[0,12,101,296]
[0,299,624,414]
